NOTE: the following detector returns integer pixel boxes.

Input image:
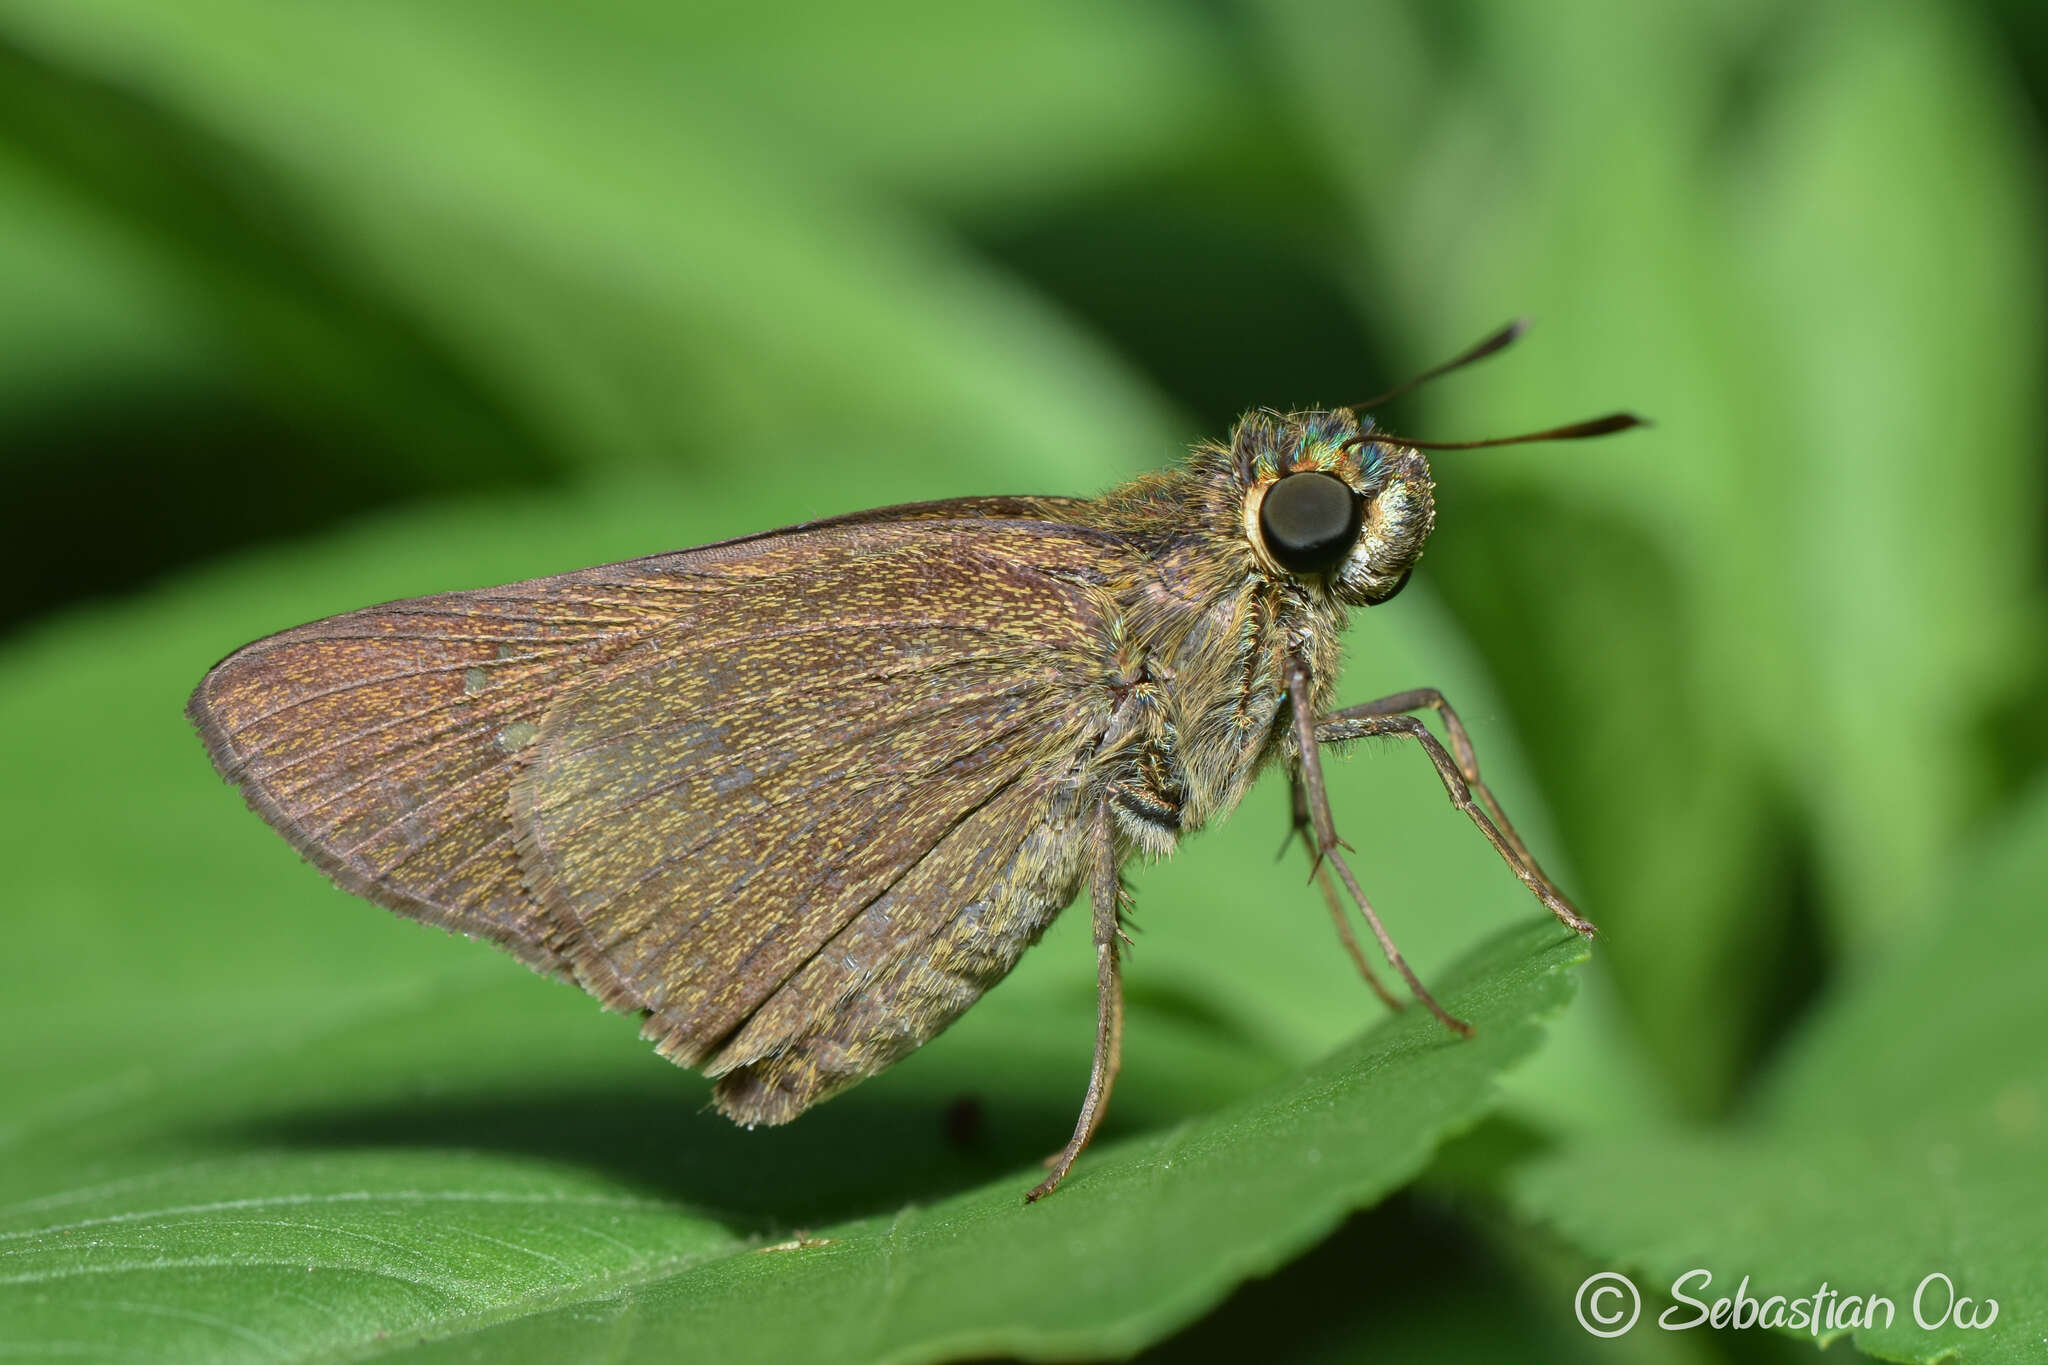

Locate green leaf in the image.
[1509,782,2048,1363]
[0,141,225,419]
[0,472,1590,1361]
[0,0,1193,488]
[443,1,1230,211]
[1721,1,2044,952]
[0,920,1581,1364]
[1127,1197,1712,1365]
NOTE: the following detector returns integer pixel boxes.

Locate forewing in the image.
[187,577,683,970]
[508,520,1115,1071]
[188,495,1097,976]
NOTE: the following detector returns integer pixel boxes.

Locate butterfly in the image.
[189,320,1638,1200]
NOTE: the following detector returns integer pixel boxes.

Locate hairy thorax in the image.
[1084,506,1350,860]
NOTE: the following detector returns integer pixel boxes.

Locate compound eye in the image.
[1258,471,1363,576]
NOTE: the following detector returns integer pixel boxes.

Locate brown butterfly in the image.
[188,322,1639,1200]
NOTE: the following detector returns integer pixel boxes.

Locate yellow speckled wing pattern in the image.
[190,502,1121,1121]
[187,581,672,974]
[509,521,1116,1116]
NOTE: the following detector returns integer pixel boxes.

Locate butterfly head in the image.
[1232,408,1433,607]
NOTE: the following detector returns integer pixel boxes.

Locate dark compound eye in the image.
[1257,471,1363,576]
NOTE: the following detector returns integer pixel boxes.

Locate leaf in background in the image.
[0,139,220,417]
[1248,0,2047,1115]
[447,0,1230,213]
[0,33,564,491]
[0,0,1212,493]
[1508,780,2048,1364]
[0,111,538,629]
[1726,2,2045,951]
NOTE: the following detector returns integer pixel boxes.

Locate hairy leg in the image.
[1026,804,1126,1202]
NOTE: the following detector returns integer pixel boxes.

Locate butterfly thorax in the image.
[1051,417,1392,859]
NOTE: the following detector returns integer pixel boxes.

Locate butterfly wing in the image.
[187,567,669,974]
[191,498,1119,1115]
[508,516,1121,1118]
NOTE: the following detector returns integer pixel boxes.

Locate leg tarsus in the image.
[1285,659,1470,1037]
[1326,846,1471,1036]
[1287,771,1402,1012]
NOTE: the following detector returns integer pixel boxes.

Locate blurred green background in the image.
[1,1,2044,1362]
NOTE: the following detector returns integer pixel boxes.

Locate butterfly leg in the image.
[1286,773,1403,1013]
[1026,804,1126,1203]
[1322,689,1553,885]
[1286,658,1472,1037]
[1316,690,1595,937]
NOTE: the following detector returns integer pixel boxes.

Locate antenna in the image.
[1347,317,1529,412]
[1344,412,1649,453]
